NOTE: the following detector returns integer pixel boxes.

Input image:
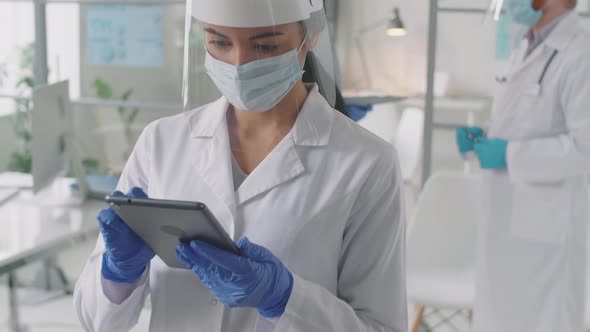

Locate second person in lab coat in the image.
[457,0,590,331]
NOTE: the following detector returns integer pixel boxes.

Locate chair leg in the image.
[411,305,425,332]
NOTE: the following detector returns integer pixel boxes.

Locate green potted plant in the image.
[7,43,35,173]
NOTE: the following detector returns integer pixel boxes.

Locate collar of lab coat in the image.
[542,11,579,51]
[186,83,335,147]
[509,11,579,78]
[185,83,336,213]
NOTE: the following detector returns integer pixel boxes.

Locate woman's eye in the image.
[210,40,230,48]
[255,44,279,53]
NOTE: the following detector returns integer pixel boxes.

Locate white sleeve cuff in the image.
[255,316,281,332]
[461,151,477,161]
[101,267,149,305]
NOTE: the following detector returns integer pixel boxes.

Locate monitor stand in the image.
[24,177,86,207]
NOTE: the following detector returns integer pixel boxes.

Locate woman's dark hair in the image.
[302,53,349,118]
[299,12,349,118]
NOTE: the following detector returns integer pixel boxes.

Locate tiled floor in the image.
[0,237,152,332]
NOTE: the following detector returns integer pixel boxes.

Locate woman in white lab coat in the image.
[73,1,407,331]
[457,1,590,331]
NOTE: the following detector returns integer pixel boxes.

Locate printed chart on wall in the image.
[87,5,164,67]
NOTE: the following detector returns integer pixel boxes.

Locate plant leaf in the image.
[93,79,113,99]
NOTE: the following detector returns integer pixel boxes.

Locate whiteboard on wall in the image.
[87,4,164,67]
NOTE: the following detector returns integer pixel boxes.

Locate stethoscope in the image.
[495,49,559,94]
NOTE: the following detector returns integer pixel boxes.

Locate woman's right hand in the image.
[456,126,484,154]
[98,188,155,283]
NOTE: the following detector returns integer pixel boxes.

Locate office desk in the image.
[0,188,103,332]
[399,96,492,129]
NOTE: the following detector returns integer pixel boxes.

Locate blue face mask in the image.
[204,38,306,112]
[504,0,542,27]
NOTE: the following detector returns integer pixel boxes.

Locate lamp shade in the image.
[386,7,406,37]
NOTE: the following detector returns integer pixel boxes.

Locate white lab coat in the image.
[74,85,407,332]
[473,12,590,332]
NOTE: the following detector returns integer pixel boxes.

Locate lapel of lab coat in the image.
[507,11,579,80]
[187,97,237,219]
[235,84,335,207]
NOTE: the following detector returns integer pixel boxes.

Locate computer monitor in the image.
[31,81,70,193]
[31,81,90,200]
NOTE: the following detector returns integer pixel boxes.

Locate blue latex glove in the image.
[474,138,509,170]
[99,187,155,283]
[176,237,293,318]
[456,126,485,154]
[347,104,373,122]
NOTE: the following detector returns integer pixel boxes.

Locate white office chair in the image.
[393,108,424,199]
[356,98,399,144]
[407,172,481,332]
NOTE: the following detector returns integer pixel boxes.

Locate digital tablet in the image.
[105,195,239,269]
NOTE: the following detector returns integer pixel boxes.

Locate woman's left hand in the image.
[176,237,293,318]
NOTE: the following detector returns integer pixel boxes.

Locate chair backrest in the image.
[357,99,398,143]
[407,172,481,275]
[394,108,424,181]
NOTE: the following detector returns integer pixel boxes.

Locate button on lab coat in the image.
[73,85,407,332]
[473,12,590,332]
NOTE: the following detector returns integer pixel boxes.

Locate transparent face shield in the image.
[182,0,336,113]
[486,0,507,22]
[486,0,539,59]
[486,0,545,25]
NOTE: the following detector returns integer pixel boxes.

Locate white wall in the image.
[336,0,506,96]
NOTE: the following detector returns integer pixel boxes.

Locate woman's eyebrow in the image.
[249,31,284,41]
[204,28,230,39]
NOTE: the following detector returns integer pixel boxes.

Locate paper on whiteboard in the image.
[87,5,164,67]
